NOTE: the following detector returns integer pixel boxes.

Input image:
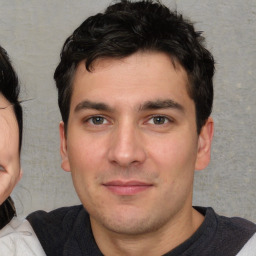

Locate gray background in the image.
[0,0,255,221]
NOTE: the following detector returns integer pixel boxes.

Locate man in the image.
[28,1,256,255]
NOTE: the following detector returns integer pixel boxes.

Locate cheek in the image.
[67,133,107,174]
[148,133,198,189]
[150,135,197,165]
[67,136,107,208]
[0,122,20,164]
[153,136,196,205]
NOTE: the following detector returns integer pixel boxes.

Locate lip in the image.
[103,180,153,195]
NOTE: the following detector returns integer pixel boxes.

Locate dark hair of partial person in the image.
[0,45,23,229]
[0,45,23,149]
[54,0,215,134]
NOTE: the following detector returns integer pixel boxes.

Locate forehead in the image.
[70,52,192,110]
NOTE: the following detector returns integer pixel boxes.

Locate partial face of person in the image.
[0,93,21,205]
[60,52,213,236]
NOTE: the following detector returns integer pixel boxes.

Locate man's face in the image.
[0,93,21,204]
[60,52,213,235]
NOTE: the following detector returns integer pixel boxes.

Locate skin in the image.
[60,51,214,255]
[0,93,21,205]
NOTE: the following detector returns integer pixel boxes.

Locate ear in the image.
[59,121,71,172]
[195,117,214,171]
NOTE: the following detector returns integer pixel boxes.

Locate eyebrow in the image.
[139,99,184,112]
[74,100,113,112]
[74,99,184,113]
[0,103,14,110]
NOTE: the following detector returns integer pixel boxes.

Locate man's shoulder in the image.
[196,206,256,234]
[27,204,88,237]
[217,211,256,254]
[189,207,256,255]
[27,205,90,256]
[27,204,85,226]
[215,210,256,236]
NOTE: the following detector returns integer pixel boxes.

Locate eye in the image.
[86,116,108,125]
[148,116,170,125]
[0,165,6,172]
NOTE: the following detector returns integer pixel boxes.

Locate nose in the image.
[108,121,147,167]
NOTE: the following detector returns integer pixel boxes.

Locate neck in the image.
[91,207,204,256]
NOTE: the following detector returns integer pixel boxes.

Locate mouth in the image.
[103,180,153,195]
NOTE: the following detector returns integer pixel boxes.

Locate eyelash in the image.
[147,115,173,125]
[84,115,109,125]
[83,115,173,126]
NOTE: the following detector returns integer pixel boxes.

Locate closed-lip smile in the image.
[103,180,153,195]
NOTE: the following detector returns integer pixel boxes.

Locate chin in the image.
[94,209,168,236]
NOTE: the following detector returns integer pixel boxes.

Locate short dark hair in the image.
[54,0,214,134]
[0,45,23,150]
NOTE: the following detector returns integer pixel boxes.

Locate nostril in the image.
[108,146,147,167]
